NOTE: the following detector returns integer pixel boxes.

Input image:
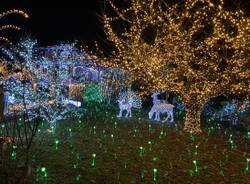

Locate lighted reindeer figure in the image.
[149,91,175,123]
[117,89,142,118]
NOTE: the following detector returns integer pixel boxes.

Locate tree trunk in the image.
[183,103,203,134]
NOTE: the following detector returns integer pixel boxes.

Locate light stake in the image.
[140,170,145,182]
[139,146,144,157]
[11,150,16,159]
[111,134,114,142]
[195,145,198,156]
[54,139,59,150]
[75,174,81,181]
[245,158,250,173]
[148,141,152,151]
[148,124,152,133]
[193,160,198,174]
[152,168,157,183]
[91,153,96,167]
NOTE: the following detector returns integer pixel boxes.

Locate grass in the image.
[27,108,250,184]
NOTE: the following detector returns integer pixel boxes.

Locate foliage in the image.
[83,83,103,106]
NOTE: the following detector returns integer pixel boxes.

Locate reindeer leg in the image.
[125,109,128,118]
[117,109,122,118]
[154,111,158,121]
[149,109,153,119]
[156,111,160,121]
[148,111,152,119]
[170,110,174,123]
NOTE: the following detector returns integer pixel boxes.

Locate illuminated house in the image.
[36,44,101,84]
[34,44,102,99]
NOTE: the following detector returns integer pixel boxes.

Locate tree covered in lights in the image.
[99,0,250,134]
[99,68,128,103]
[2,37,37,118]
[3,37,75,127]
[38,55,72,127]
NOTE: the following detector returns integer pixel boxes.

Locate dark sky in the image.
[1,0,105,47]
[1,0,250,48]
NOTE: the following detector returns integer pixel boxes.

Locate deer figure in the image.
[149,91,174,123]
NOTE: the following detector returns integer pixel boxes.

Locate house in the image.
[1,43,103,116]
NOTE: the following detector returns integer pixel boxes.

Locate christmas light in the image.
[245,158,250,173]
[193,160,198,174]
[91,153,96,167]
[152,168,157,182]
[148,141,152,151]
[96,0,250,134]
[54,139,59,150]
[139,146,144,157]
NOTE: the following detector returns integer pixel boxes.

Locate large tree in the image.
[99,0,250,134]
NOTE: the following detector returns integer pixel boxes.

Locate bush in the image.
[82,83,103,106]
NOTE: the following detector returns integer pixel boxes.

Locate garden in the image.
[0,0,250,183]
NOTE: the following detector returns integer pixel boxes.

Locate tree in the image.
[99,68,128,103]
[99,0,250,134]
[0,37,40,183]
[0,9,29,121]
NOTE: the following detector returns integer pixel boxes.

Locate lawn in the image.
[27,108,250,184]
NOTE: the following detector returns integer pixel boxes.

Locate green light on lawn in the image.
[140,170,145,181]
[245,158,250,172]
[38,167,48,178]
[153,157,158,161]
[91,153,96,167]
[139,146,144,157]
[193,160,198,173]
[11,150,16,159]
[76,174,81,181]
[54,139,59,150]
[73,163,78,169]
[195,145,198,156]
[159,128,164,138]
[148,124,152,133]
[148,141,152,151]
[68,128,72,136]
[152,168,157,182]
[111,134,114,142]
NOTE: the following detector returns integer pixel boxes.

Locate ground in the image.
[26,108,250,184]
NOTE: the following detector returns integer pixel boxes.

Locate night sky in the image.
[1,0,250,48]
[1,0,104,47]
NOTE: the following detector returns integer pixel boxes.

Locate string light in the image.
[96,0,250,134]
[0,9,29,61]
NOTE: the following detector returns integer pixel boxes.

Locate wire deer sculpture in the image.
[148,91,174,123]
